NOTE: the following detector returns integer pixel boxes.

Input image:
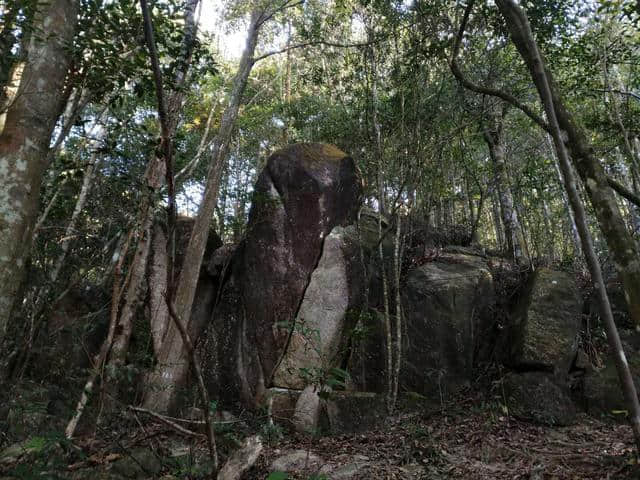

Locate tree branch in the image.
[449,0,550,133]
[257,0,304,28]
[608,176,640,208]
[253,37,381,63]
[595,88,640,102]
[128,405,205,438]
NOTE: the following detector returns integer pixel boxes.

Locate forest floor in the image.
[246,401,639,479]
[1,394,638,479]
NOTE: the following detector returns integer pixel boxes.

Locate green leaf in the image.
[267,472,288,480]
[25,436,46,452]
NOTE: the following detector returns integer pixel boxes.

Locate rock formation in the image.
[201,143,362,406]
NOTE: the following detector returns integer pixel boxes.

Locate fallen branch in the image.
[128,405,205,438]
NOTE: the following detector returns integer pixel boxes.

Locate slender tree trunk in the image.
[366,21,394,411]
[391,214,402,411]
[148,224,170,356]
[495,0,640,330]
[482,108,525,262]
[547,135,582,258]
[369,31,385,216]
[0,0,78,346]
[107,218,154,378]
[175,99,218,182]
[48,87,93,161]
[282,20,292,145]
[144,7,263,412]
[540,195,555,261]
[106,0,201,388]
[490,186,505,249]
[495,0,640,452]
[65,231,133,438]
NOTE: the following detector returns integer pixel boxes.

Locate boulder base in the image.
[503,372,576,426]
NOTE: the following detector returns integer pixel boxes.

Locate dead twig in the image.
[128,405,205,438]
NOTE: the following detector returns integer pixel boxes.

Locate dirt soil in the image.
[247,408,639,479]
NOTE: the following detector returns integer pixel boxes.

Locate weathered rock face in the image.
[203,144,362,405]
[500,268,582,373]
[589,275,632,329]
[272,226,363,389]
[502,371,577,426]
[322,391,386,434]
[292,385,323,433]
[583,330,640,415]
[399,253,495,397]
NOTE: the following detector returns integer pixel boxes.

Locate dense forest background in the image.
[2,0,640,478]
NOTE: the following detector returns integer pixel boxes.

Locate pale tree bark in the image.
[143,6,264,412]
[493,0,640,453]
[482,105,525,262]
[547,135,582,258]
[0,0,78,346]
[490,186,506,249]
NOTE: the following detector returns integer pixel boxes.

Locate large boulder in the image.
[399,253,495,397]
[322,391,386,434]
[502,371,577,426]
[499,268,582,373]
[589,275,633,329]
[583,330,640,415]
[203,144,362,405]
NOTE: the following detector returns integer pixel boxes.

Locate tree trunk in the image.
[547,135,582,258]
[144,7,264,412]
[495,0,640,452]
[0,0,78,346]
[104,0,201,397]
[495,0,640,329]
[490,187,506,249]
[482,108,525,261]
[0,2,19,101]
